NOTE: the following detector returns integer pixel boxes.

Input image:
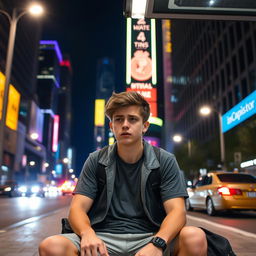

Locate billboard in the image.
[126,18,158,117]
[94,99,105,127]
[52,115,59,152]
[222,90,256,133]
[6,85,20,131]
[0,72,5,120]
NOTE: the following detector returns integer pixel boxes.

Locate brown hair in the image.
[105,91,150,122]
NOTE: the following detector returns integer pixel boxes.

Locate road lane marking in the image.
[187,214,256,239]
[0,207,67,233]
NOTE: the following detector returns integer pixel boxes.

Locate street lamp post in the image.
[199,106,225,169]
[0,4,43,179]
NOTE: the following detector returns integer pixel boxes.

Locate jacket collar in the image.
[98,140,160,170]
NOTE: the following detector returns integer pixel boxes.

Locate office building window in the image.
[232,55,238,78]
[229,26,235,50]
[236,22,242,42]
[238,47,245,72]
[228,91,233,108]
[246,38,253,65]
[234,85,241,103]
[249,70,256,92]
[241,78,248,98]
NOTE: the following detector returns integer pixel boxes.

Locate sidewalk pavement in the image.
[0,206,255,256]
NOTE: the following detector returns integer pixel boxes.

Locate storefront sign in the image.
[222,90,256,133]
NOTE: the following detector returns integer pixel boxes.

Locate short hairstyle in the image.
[105,91,150,122]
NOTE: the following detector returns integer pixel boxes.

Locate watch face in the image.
[151,237,167,251]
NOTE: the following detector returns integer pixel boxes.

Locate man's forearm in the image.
[68,207,95,237]
[155,208,186,243]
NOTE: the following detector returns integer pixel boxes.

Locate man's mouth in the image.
[121,132,131,136]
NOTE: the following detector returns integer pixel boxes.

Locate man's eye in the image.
[129,117,137,122]
[114,118,122,122]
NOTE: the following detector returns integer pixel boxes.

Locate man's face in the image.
[109,105,149,145]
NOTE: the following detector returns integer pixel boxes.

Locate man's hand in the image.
[135,242,163,256]
[80,232,109,256]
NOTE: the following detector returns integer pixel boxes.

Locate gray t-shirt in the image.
[93,154,158,233]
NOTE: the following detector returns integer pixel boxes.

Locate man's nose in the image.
[122,119,130,128]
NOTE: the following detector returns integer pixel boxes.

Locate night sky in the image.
[41,0,126,172]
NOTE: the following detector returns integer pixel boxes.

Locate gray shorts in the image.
[61,232,173,256]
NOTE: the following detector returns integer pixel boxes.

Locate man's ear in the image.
[142,121,150,134]
[109,121,113,131]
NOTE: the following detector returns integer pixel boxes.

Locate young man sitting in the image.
[39,91,207,256]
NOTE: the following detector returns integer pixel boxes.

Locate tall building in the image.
[0,1,42,182]
[37,41,75,182]
[171,20,256,174]
[94,58,115,149]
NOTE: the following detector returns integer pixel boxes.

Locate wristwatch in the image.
[150,236,167,251]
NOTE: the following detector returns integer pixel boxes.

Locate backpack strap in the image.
[95,146,109,191]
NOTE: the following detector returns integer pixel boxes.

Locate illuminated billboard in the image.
[52,115,59,152]
[94,99,105,127]
[222,90,256,133]
[126,18,158,118]
[6,85,20,131]
[0,72,5,120]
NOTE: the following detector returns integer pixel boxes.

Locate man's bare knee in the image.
[175,226,207,256]
[39,235,78,256]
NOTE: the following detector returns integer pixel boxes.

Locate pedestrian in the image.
[39,91,207,256]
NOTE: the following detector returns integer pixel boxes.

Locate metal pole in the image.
[218,112,225,169]
[188,139,192,158]
[0,9,18,180]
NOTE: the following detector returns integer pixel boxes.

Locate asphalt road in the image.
[0,194,72,229]
[1,194,255,235]
[187,209,256,234]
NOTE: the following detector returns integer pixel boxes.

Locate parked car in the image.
[186,172,256,216]
[0,180,21,197]
[18,182,45,197]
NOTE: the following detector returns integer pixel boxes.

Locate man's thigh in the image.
[61,232,173,256]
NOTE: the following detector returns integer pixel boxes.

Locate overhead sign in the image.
[124,0,256,21]
[0,72,6,120]
[222,90,256,133]
[126,17,158,117]
[6,85,20,131]
[94,99,105,127]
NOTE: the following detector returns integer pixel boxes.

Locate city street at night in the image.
[0,0,256,255]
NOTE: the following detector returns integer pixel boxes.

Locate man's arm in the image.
[135,197,186,256]
[68,194,109,256]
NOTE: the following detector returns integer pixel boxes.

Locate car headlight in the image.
[31,186,40,193]
[4,186,11,192]
[18,186,27,193]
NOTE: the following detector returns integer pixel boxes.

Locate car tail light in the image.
[218,186,242,196]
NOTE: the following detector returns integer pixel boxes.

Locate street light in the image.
[172,134,192,158]
[199,105,225,169]
[0,3,43,178]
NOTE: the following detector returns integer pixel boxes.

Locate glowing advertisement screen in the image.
[0,72,5,120]
[94,99,105,127]
[126,18,158,118]
[222,90,256,133]
[52,115,59,152]
[6,85,20,130]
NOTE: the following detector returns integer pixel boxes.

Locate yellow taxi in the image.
[186,172,256,215]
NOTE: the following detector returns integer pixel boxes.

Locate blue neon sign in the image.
[222,90,256,133]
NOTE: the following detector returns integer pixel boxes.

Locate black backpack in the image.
[200,227,236,256]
